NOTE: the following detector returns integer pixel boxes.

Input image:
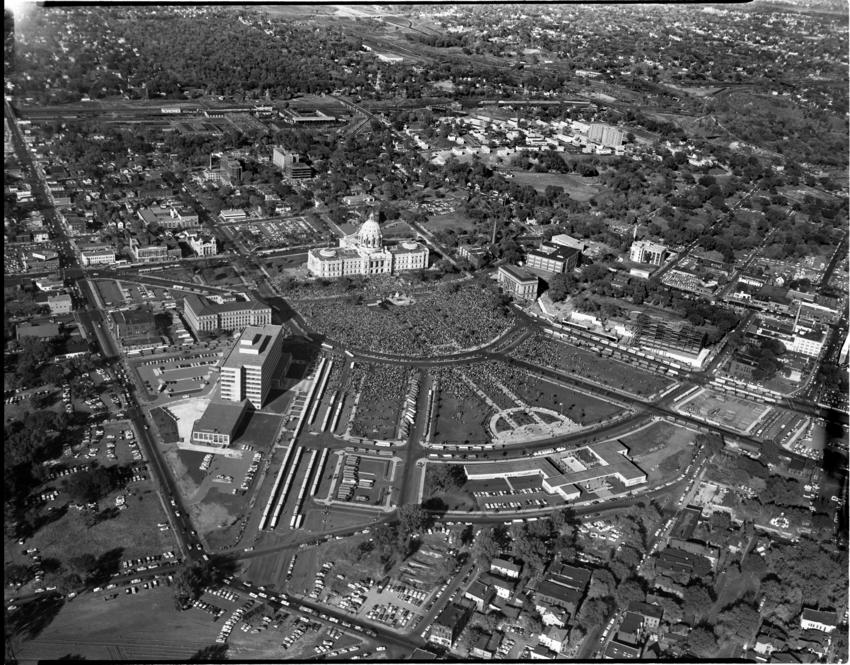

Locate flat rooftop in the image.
[193,398,249,436]
[464,439,645,488]
[499,263,537,283]
[222,324,283,368]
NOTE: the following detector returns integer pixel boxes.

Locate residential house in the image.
[604,640,642,659]
[538,626,567,654]
[464,580,495,612]
[627,601,664,632]
[490,558,522,580]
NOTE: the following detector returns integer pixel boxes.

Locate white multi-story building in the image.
[80,244,116,266]
[182,232,217,257]
[629,239,667,265]
[219,324,286,409]
[306,211,428,279]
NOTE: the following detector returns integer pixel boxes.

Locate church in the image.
[306,211,429,279]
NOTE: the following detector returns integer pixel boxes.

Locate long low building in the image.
[463,440,646,500]
[182,293,272,334]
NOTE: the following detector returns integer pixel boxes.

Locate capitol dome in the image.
[357,211,383,250]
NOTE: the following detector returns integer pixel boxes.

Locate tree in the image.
[397,504,431,541]
[615,577,646,607]
[587,568,616,600]
[717,602,760,643]
[682,583,713,621]
[63,467,117,504]
[686,625,718,658]
[577,597,613,631]
[470,527,501,569]
[188,644,228,661]
[547,273,570,302]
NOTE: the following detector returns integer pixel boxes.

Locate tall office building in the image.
[588,123,624,149]
[272,146,295,171]
[219,324,286,409]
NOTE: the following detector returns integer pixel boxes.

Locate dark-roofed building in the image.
[191,399,250,447]
[799,608,837,633]
[470,632,501,659]
[429,602,472,649]
[550,563,591,591]
[533,579,583,614]
[111,308,156,338]
[480,572,516,599]
[527,242,580,275]
[464,579,495,612]
[670,506,701,540]
[627,601,663,631]
[408,647,438,660]
[457,244,489,270]
[604,640,642,659]
[655,547,711,578]
[667,538,719,569]
[497,264,539,301]
[616,612,644,646]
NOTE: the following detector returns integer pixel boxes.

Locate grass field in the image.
[509,375,623,425]
[426,210,477,233]
[619,421,699,482]
[150,407,181,443]
[505,170,601,202]
[7,480,176,569]
[432,393,491,445]
[92,279,124,308]
[14,586,221,662]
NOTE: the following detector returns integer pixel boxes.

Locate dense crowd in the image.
[512,333,670,396]
[297,283,514,357]
[350,363,411,439]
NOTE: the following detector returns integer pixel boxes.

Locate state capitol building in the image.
[306,211,429,279]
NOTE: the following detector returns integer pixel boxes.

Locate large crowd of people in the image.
[296,283,514,357]
[511,333,670,396]
[350,363,411,439]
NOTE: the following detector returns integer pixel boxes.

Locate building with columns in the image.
[306,211,428,278]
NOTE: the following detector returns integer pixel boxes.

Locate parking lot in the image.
[231,216,325,250]
[133,349,223,399]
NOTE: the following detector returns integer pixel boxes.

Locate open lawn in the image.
[505,170,601,202]
[151,407,180,443]
[426,210,477,233]
[13,586,220,663]
[620,421,699,483]
[432,393,491,445]
[509,375,623,425]
[9,481,176,567]
[92,279,124,308]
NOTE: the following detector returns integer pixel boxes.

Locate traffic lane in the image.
[125,403,200,558]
